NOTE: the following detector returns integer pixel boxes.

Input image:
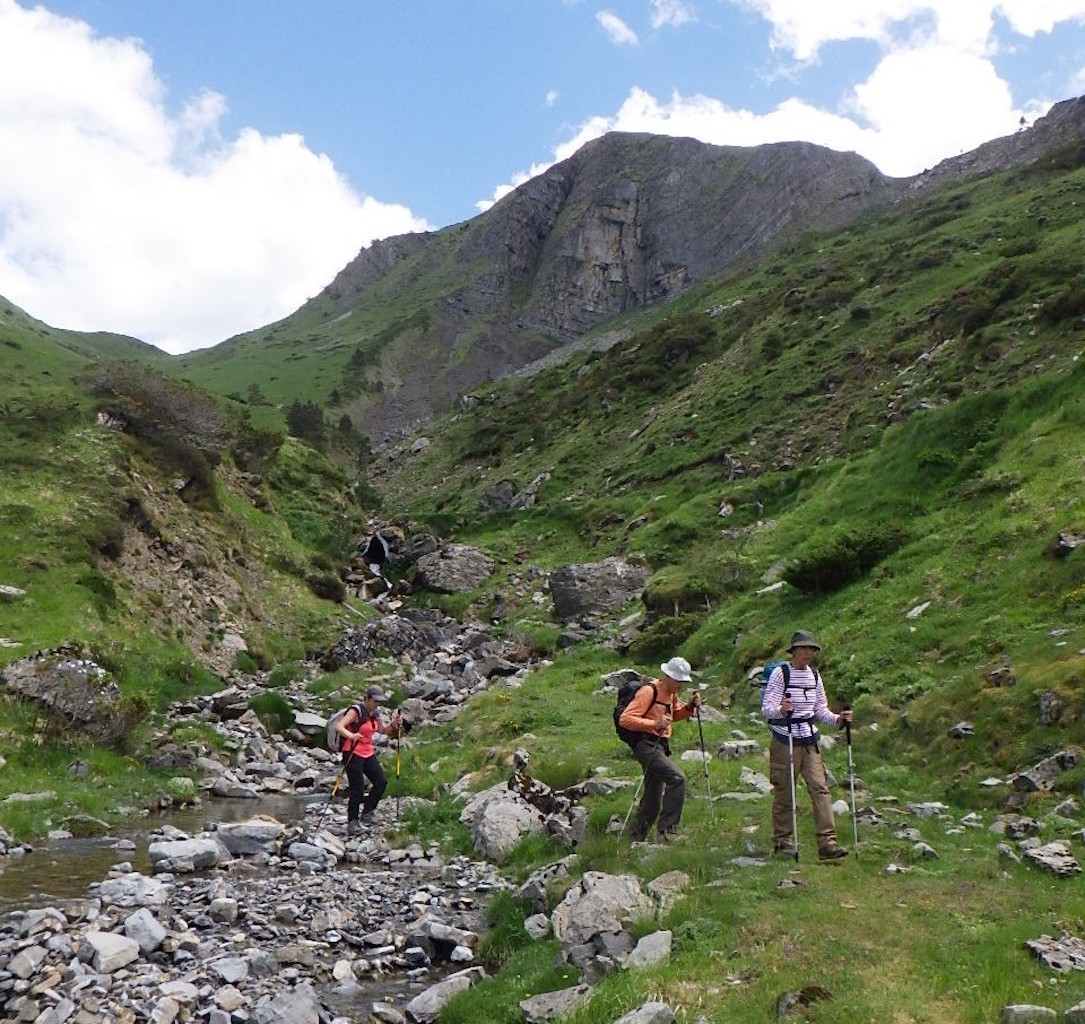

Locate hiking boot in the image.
[358,812,377,826]
[656,830,686,844]
[818,844,849,861]
[773,842,797,859]
[346,820,362,836]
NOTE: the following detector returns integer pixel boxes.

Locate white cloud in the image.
[0,0,430,353]
[545,88,559,107]
[479,0,1080,209]
[736,0,1085,61]
[651,0,697,29]
[597,10,639,45]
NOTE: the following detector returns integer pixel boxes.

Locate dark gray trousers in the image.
[629,738,686,838]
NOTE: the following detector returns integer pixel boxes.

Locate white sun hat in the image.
[659,656,694,682]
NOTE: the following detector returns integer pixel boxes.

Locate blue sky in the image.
[2,0,1084,353]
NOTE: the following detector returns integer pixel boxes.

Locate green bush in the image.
[784,522,907,593]
[628,613,704,662]
[248,692,295,735]
[306,572,346,602]
[643,569,728,616]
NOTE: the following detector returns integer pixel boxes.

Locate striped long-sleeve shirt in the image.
[761,664,839,746]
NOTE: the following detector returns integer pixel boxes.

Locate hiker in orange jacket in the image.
[618,656,701,842]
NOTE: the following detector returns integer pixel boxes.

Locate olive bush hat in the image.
[788,630,821,651]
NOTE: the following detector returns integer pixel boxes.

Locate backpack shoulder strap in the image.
[344,703,365,725]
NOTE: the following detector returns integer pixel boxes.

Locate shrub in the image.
[643,567,732,617]
[784,522,908,594]
[628,613,704,662]
[306,573,346,602]
[248,692,295,735]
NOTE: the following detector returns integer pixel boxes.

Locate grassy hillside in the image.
[2,147,1085,1023]
[354,149,1085,1022]
[0,320,371,719]
[374,151,1085,772]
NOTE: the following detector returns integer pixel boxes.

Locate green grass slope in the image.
[372,150,1085,807]
[356,152,1085,1024]
[2,148,1085,1024]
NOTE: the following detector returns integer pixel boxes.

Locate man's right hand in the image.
[780,698,794,715]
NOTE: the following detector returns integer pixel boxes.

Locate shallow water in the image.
[0,792,313,913]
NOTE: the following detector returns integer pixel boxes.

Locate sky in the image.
[2,1,1085,354]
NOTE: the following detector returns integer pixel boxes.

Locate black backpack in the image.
[613,681,660,747]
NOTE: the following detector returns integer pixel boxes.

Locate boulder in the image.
[519,984,593,1023]
[414,545,495,593]
[550,558,650,621]
[550,871,653,946]
[459,782,545,862]
[0,646,136,746]
[405,966,486,1023]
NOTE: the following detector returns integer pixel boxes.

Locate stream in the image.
[0,793,311,915]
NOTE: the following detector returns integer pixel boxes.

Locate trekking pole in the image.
[694,699,714,818]
[620,774,645,836]
[786,717,799,863]
[395,718,402,825]
[315,749,354,833]
[843,704,859,857]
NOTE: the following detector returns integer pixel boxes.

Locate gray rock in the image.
[216,817,286,855]
[549,558,650,622]
[148,837,229,871]
[739,766,771,793]
[1023,841,1081,878]
[1010,749,1080,792]
[97,872,169,906]
[459,782,545,862]
[253,981,323,1024]
[626,929,672,968]
[1064,998,1085,1024]
[123,906,166,953]
[550,871,653,946]
[405,966,487,1023]
[84,930,140,972]
[645,870,690,916]
[614,1003,677,1024]
[519,984,593,1023]
[414,545,494,593]
[524,913,550,939]
[999,1006,1057,1024]
[8,943,47,979]
[1025,932,1085,971]
[717,739,760,759]
[517,855,579,911]
[0,647,130,745]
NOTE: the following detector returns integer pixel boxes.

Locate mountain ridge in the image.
[171,95,1085,444]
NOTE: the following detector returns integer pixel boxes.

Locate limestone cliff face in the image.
[483,134,895,341]
[294,99,1085,441]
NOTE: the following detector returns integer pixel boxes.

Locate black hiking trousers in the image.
[344,751,387,822]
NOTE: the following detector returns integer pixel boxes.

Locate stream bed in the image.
[0,793,311,915]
